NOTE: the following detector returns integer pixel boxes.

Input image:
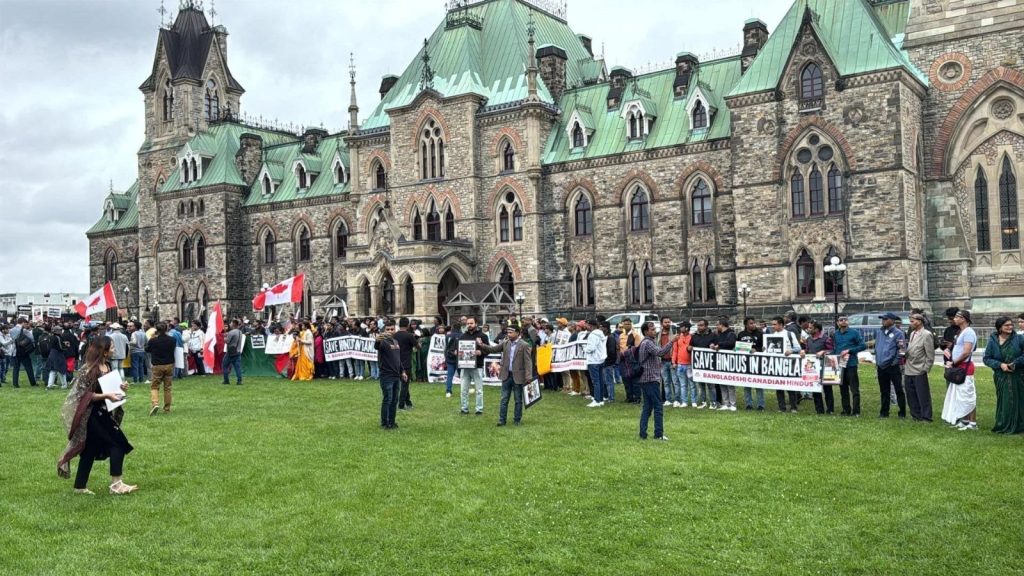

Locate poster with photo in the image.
[265,334,294,355]
[763,334,786,356]
[524,379,542,408]
[483,354,502,383]
[427,334,448,383]
[458,340,478,369]
[821,354,842,385]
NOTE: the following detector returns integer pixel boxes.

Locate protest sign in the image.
[458,340,477,369]
[324,335,377,362]
[692,348,823,393]
[427,334,448,383]
[822,354,842,385]
[550,341,587,372]
[264,334,293,355]
[483,354,502,383]
[249,334,266,349]
[524,379,542,408]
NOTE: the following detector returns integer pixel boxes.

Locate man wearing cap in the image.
[478,323,534,426]
[833,314,866,416]
[108,323,129,378]
[904,313,937,422]
[583,318,607,407]
[874,312,907,419]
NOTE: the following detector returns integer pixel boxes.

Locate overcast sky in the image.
[0,0,792,293]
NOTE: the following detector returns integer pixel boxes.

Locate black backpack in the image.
[16,332,34,356]
[619,334,643,380]
[37,333,53,356]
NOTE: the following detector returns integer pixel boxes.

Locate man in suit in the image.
[478,323,533,426]
[904,313,937,422]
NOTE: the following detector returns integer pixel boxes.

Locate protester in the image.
[656,316,679,407]
[635,321,678,440]
[833,315,866,416]
[374,320,403,429]
[107,323,129,378]
[223,319,244,385]
[478,323,533,426]
[873,313,907,419]
[394,317,420,410]
[711,318,738,411]
[803,321,834,415]
[128,322,147,384]
[736,317,764,410]
[186,321,205,376]
[583,318,607,408]
[904,313,937,422]
[169,322,186,379]
[942,310,978,430]
[671,321,693,407]
[1017,313,1024,336]
[616,318,643,404]
[768,316,802,412]
[291,321,314,381]
[601,321,619,402]
[458,317,489,415]
[366,321,380,380]
[0,325,13,385]
[11,319,38,388]
[689,319,718,409]
[983,316,1024,434]
[443,323,460,398]
[146,322,176,415]
[56,335,136,495]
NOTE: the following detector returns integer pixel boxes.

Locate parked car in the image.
[606,312,661,333]
[845,311,911,341]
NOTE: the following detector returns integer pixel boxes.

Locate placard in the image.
[550,341,587,372]
[265,334,294,355]
[458,340,478,369]
[524,379,542,408]
[692,348,823,393]
[426,334,448,383]
[249,334,266,349]
[483,354,503,383]
[324,335,377,362]
[821,354,841,385]
[763,334,786,355]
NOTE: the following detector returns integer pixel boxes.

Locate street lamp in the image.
[823,255,848,328]
[262,283,272,321]
[122,286,131,319]
[515,291,525,323]
[739,283,752,320]
[144,285,151,313]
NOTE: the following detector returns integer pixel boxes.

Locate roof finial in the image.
[526,9,539,101]
[419,38,435,91]
[207,0,217,25]
[348,52,360,131]
[158,0,168,28]
[109,179,114,194]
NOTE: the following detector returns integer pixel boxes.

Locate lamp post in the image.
[823,256,847,328]
[515,291,525,324]
[262,283,271,321]
[144,285,151,313]
[122,286,131,320]
[739,283,751,320]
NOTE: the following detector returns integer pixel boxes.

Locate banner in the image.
[324,335,376,362]
[691,349,823,393]
[457,340,478,369]
[426,334,448,383]
[265,334,294,356]
[550,341,587,373]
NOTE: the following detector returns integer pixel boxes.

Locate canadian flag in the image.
[252,274,305,311]
[203,301,224,369]
[74,282,118,318]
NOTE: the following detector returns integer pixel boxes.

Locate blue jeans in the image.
[130,351,146,383]
[602,366,617,401]
[0,356,8,382]
[661,361,679,402]
[499,377,524,424]
[380,376,400,427]
[460,368,485,412]
[369,361,379,379]
[222,354,242,384]
[696,378,715,405]
[639,381,664,439]
[675,364,693,403]
[587,364,604,403]
[445,362,458,394]
[744,386,765,409]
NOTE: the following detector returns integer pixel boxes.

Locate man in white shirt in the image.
[584,318,607,407]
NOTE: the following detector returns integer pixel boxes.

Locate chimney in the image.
[673,52,698,98]
[577,34,593,57]
[235,133,263,187]
[741,19,769,73]
[537,44,569,102]
[607,66,633,109]
[213,25,229,65]
[302,128,328,153]
[379,75,399,100]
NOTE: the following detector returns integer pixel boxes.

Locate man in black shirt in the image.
[375,320,404,429]
[458,317,490,415]
[393,317,420,410]
[737,316,765,410]
[145,322,177,416]
[689,319,718,408]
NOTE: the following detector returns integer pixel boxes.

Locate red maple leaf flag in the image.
[74,282,118,318]
[203,301,223,370]
[252,274,305,311]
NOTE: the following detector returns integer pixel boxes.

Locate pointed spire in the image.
[419,38,435,91]
[526,9,539,102]
[158,0,168,28]
[207,0,217,25]
[109,179,114,194]
[348,52,359,131]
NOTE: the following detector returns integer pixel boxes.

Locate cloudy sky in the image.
[0,0,792,293]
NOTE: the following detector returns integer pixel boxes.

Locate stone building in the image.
[87,0,1024,323]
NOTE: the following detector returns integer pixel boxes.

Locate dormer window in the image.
[333,157,347,185]
[178,146,209,185]
[572,123,585,148]
[296,164,308,190]
[628,108,644,140]
[692,100,708,129]
[262,174,273,196]
[621,102,652,141]
[800,63,823,100]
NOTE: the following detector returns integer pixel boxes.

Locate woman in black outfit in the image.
[57,336,137,495]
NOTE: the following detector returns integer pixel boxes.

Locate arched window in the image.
[373,161,387,190]
[420,119,445,180]
[195,234,206,269]
[499,206,510,243]
[178,201,185,217]
[691,179,712,225]
[574,268,584,307]
[413,210,423,241]
[630,265,641,305]
[975,166,991,252]
[586,266,595,307]
[444,206,455,239]
[791,170,805,218]
[177,288,187,321]
[334,161,346,185]
[297,227,311,262]
[630,187,650,231]
[512,205,523,241]
[796,249,815,298]
[335,222,349,259]
[198,199,205,216]
[690,260,702,303]
[572,122,585,148]
[628,108,645,140]
[262,174,273,196]
[296,164,307,189]
[163,79,174,122]
[189,201,195,216]
[692,100,707,129]
[800,63,823,100]
[360,279,371,314]
[498,264,515,298]
[204,79,219,121]
[181,237,193,271]
[574,195,592,236]
[426,202,441,241]
[643,263,654,304]
[403,277,415,315]
[263,230,276,264]
[823,247,844,296]
[704,260,716,302]
[827,165,843,213]
[502,141,515,172]
[190,158,198,183]
[999,156,1019,250]
[809,165,824,215]
[381,273,395,315]
[181,160,189,183]
[104,250,118,282]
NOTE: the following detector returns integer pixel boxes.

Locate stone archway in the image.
[437,269,461,321]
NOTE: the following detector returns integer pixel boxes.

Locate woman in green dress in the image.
[982,317,1024,434]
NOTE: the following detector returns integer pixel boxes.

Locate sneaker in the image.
[710,403,719,410]
[695,402,707,409]
[475,410,483,416]
[729,405,737,412]
[144,380,151,385]
[790,408,798,413]
[460,410,469,415]
[957,421,978,431]
[586,401,604,408]
[470,388,477,394]
[585,395,594,400]
[717,404,729,411]
[680,402,688,408]
[672,401,681,408]
[663,401,672,407]
[149,405,160,417]
[757,406,765,411]
[745,405,753,411]
[654,436,669,441]
[445,392,452,398]
[567,391,580,396]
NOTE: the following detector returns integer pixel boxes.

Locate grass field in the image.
[1,367,1022,575]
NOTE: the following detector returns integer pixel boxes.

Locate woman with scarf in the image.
[56,336,137,495]
[291,321,314,381]
[983,316,1024,434]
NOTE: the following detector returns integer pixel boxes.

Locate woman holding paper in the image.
[57,336,137,495]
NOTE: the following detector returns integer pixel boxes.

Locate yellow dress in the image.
[291,330,314,381]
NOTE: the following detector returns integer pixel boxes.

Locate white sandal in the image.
[109,480,138,495]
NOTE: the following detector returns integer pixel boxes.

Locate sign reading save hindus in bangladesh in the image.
[550,341,587,372]
[691,349,823,393]
[323,335,377,362]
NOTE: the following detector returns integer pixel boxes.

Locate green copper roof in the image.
[244,136,350,207]
[87,180,140,235]
[871,0,910,39]
[729,0,926,98]
[160,123,299,193]
[362,0,602,130]
[544,56,742,164]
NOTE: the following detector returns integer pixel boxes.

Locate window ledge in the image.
[791,212,845,222]
[417,177,446,184]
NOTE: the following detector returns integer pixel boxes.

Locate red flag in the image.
[74,282,118,318]
[252,274,305,311]
[203,301,223,369]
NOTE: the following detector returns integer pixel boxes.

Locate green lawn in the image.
[1,367,1021,575]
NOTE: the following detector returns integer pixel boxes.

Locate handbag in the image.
[944,364,967,385]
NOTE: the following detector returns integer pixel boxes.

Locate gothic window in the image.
[790,133,843,218]
[975,167,990,252]
[691,178,712,225]
[585,266,595,307]
[809,165,824,215]
[827,165,843,213]
[502,141,515,172]
[704,260,716,302]
[628,108,645,140]
[263,230,276,264]
[499,207,509,243]
[195,234,206,269]
[444,206,455,239]
[334,160,346,185]
[419,118,445,180]
[426,202,441,241]
[104,250,118,282]
[630,186,650,231]
[178,202,185,217]
[999,156,1019,250]
[823,247,844,296]
[572,122,585,148]
[204,79,219,121]
[181,237,193,271]
[692,100,707,129]
[574,195,592,236]
[163,79,174,122]
[796,249,815,298]
[360,279,371,314]
[413,210,423,241]
[189,201,195,216]
[181,160,190,183]
[643,263,654,304]
[381,273,395,316]
[497,191,521,243]
[574,268,584,307]
[335,221,348,259]
[498,264,515,298]
[690,260,703,303]
[630,265,641,305]
[403,277,415,315]
[198,199,205,216]
[190,158,198,183]
[373,161,386,190]
[791,170,806,218]
[512,205,523,241]
[800,62,823,100]
[297,227,311,262]
[262,174,273,196]
[296,164,308,190]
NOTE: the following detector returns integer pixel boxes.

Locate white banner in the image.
[691,348,823,393]
[324,335,377,362]
[550,341,587,372]
[265,334,294,356]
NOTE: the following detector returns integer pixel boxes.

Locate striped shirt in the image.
[637,336,675,383]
